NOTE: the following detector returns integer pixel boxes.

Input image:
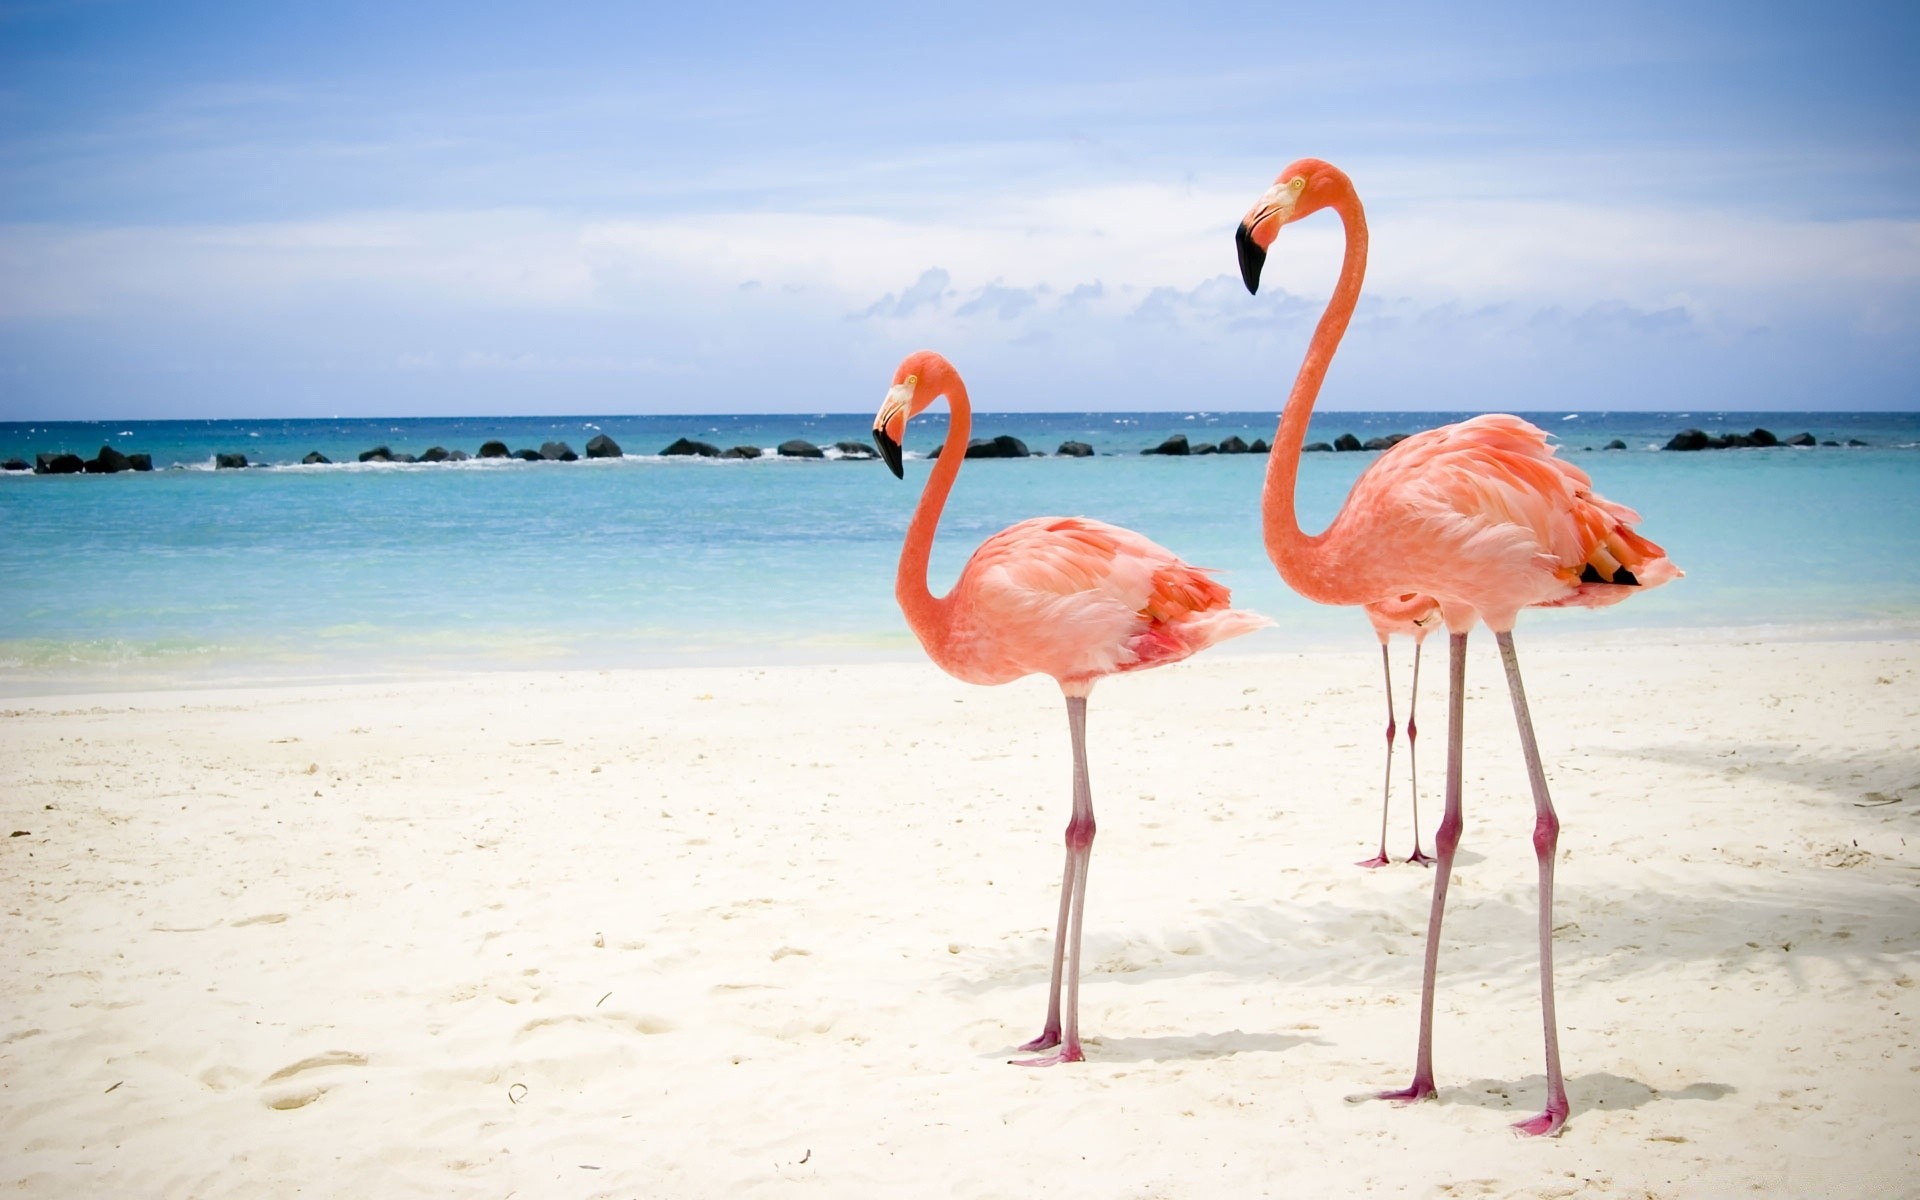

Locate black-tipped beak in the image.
[873,427,904,478]
[1236,222,1265,295]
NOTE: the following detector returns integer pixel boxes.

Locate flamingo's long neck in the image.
[896,373,970,649]
[1264,186,1368,603]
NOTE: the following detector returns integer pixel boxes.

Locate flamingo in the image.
[1358,593,1438,869]
[1235,159,1680,1135]
[871,349,1269,1066]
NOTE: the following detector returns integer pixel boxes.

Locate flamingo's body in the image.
[1237,159,1679,1136]
[1358,593,1438,868]
[872,350,1267,1065]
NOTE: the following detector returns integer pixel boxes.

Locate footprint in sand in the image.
[259,1050,369,1111]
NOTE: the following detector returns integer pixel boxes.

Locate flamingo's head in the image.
[1236,157,1343,294]
[872,349,953,479]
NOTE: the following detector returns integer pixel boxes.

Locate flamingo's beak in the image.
[872,381,913,478]
[873,426,904,478]
[1235,222,1266,295]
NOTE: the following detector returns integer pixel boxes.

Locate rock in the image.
[1143,434,1190,456]
[834,440,877,459]
[358,446,393,462]
[584,433,622,458]
[1303,442,1333,452]
[35,452,84,474]
[539,441,577,461]
[662,437,721,457]
[128,454,152,471]
[1056,441,1094,457]
[477,440,511,458]
[419,446,451,463]
[302,451,332,465]
[1333,433,1364,452]
[1363,433,1409,452]
[1748,428,1778,448]
[1217,435,1249,454]
[1847,438,1868,447]
[514,449,543,461]
[966,435,1030,458]
[1714,432,1754,448]
[2,458,28,471]
[722,445,763,459]
[84,445,135,473]
[1664,428,1711,451]
[215,452,248,469]
[1784,432,1815,447]
[1193,442,1218,455]
[446,450,469,461]
[391,453,419,463]
[778,439,825,458]
[1822,440,1840,447]
[1249,439,1270,454]
[1605,439,1627,450]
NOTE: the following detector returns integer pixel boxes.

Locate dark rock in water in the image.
[585,433,622,458]
[966,435,1030,458]
[35,452,85,474]
[391,453,419,464]
[1847,438,1868,447]
[1057,441,1094,457]
[1748,428,1779,448]
[662,437,721,457]
[778,439,825,458]
[1665,428,1711,451]
[834,440,877,459]
[1143,434,1190,456]
[539,441,577,462]
[1217,435,1249,454]
[1784,432,1815,447]
[3,458,29,471]
[215,452,248,470]
[477,440,511,458]
[1333,433,1364,452]
[1822,440,1840,447]
[1303,442,1333,452]
[1605,439,1627,450]
[1249,438,1270,454]
[419,446,451,463]
[1193,442,1218,455]
[302,451,332,465]
[1362,433,1409,452]
[84,445,136,474]
[1715,432,1754,448]
[512,448,542,461]
[722,445,762,459]
[358,446,393,463]
[128,454,152,471]
[447,449,470,462]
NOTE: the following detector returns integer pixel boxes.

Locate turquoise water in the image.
[3,411,1917,689]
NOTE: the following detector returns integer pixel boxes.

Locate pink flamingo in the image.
[1236,159,1680,1135]
[1358,593,1439,869]
[871,350,1269,1066]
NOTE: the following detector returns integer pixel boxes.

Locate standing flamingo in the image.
[1236,159,1680,1135]
[1358,593,1438,869]
[871,350,1269,1066]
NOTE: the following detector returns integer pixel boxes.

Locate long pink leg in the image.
[1358,643,1396,869]
[1016,693,1095,1066]
[1381,631,1466,1106]
[1405,640,1435,866]
[1495,631,1569,1136]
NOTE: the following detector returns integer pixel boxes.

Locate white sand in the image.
[3,635,1917,1197]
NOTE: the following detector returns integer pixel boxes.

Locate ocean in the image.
[3,410,1917,692]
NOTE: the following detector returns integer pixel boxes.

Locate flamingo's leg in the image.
[1359,642,1396,869]
[1405,640,1435,866]
[1381,631,1466,1106]
[1016,693,1095,1066]
[1495,631,1570,1137]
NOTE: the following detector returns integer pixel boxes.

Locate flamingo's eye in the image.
[1289,177,1306,193]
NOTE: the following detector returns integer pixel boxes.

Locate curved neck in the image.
[1264,186,1368,598]
[897,375,970,643]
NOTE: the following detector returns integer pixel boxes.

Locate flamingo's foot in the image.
[1016,1026,1061,1054]
[1406,848,1436,867]
[1356,851,1391,869]
[1012,1044,1084,1068]
[1378,1078,1436,1107]
[1511,1104,1568,1137]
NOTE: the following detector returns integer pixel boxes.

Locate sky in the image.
[1,1,1916,417]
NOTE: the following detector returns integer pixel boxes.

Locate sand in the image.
[3,635,1917,1197]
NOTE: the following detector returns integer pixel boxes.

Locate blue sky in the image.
[1,1,1916,417]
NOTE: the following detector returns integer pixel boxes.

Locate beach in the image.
[4,634,1916,1197]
